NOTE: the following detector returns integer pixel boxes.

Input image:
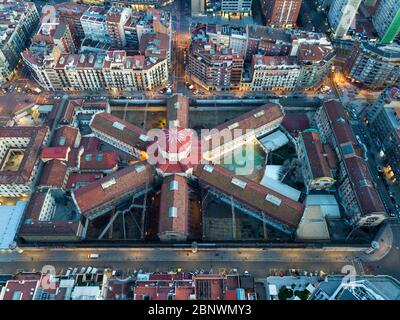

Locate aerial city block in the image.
[0,0,400,303]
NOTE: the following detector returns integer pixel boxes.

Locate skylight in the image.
[231,177,247,189]
[112,122,125,130]
[101,178,116,189]
[135,164,146,173]
[228,122,239,130]
[254,110,265,118]
[265,194,282,206]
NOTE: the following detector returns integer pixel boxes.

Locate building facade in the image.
[372,0,400,44]
[25,50,169,91]
[261,0,302,28]
[328,0,362,38]
[367,87,400,183]
[221,0,253,16]
[81,6,110,44]
[0,1,40,84]
[187,42,244,91]
[344,41,400,89]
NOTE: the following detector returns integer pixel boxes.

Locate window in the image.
[169,207,177,218]
[170,180,178,191]
[58,136,66,146]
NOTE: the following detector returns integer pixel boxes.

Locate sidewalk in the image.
[361,223,393,262]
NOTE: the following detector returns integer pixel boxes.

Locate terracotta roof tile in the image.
[194,164,304,230]
[158,175,189,237]
[72,162,154,217]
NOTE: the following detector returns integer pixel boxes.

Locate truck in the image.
[88,253,99,259]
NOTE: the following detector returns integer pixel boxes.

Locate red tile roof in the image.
[39,159,68,188]
[66,172,103,190]
[19,192,81,240]
[174,287,195,300]
[322,100,385,216]
[72,162,154,217]
[52,126,79,148]
[167,95,189,128]
[323,100,357,146]
[344,156,385,215]
[90,112,148,151]
[299,130,333,179]
[297,44,334,64]
[66,148,82,168]
[282,113,310,136]
[80,136,101,152]
[194,164,304,230]
[19,221,81,239]
[0,127,49,185]
[140,32,169,60]
[158,175,189,238]
[214,102,284,134]
[193,275,224,300]
[41,146,70,161]
[1,280,39,300]
[105,279,135,300]
[80,151,119,172]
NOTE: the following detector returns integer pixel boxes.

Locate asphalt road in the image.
[0,223,399,279]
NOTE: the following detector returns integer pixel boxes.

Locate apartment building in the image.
[0,1,40,84]
[25,50,168,91]
[372,0,400,44]
[328,0,362,38]
[80,6,110,44]
[250,55,300,91]
[261,0,302,28]
[105,6,132,48]
[249,44,334,91]
[54,2,89,46]
[295,44,335,89]
[221,0,253,16]
[32,18,76,54]
[206,24,248,56]
[187,41,244,91]
[367,87,400,182]
[344,41,400,89]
